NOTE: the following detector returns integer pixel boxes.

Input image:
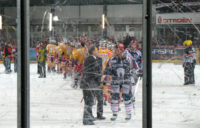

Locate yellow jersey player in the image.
[72,42,88,88]
[98,48,113,72]
[46,40,57,72]
[55,45,63,73]
[65,42,73,78]
[98,41,113,105]
[60,41,73,79]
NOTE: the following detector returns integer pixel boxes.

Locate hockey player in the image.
[65,41,73,77]
[57,41,65,73]
[183,40,196,85]
[38,42,47,78]
[3,42,13,73]
[72,42,88,88]
[36,42,40,74]
[124,40,143,108]
[60,41,73,79]
[98,41,113,105]
[46,40,57,72]
[55,45,63,73]
[98,41,113,73]
[103,43,133,121]
[12,44,17,73]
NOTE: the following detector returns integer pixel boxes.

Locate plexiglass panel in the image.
[153,0,200,128]
[29,0,144,127]
[0,1,17,127]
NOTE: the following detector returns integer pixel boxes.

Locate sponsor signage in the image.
[156,13,200,24]
[152,47,174,60]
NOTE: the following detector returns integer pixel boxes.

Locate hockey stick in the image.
[134,77,142,97]
[133,77,142,115]
[80,96,84,103]
[158,56,183,69]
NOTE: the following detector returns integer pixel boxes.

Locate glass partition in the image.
[29,1,144,127]
[153,0,200,128]
[0,1,17,127]
[6,1,200,127]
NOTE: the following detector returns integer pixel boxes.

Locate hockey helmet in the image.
[184,40,192,46]
[62,37,68,43]
[49,40,56,44]
[70,42,75,47]
[107,44,112,50]
[115,43,124,52]
[100,40,106,49]
[75,42,81,48]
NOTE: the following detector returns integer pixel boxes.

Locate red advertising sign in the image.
[156,13,199,24]
[157,16,192,24]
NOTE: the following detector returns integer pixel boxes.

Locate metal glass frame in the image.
[143,0,152,128]
[17,0,30,128]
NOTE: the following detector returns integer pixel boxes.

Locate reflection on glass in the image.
[153,0,200,128]
[28,1,143,127]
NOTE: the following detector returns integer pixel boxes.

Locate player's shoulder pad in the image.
[136,50,142,55]
[124,48,130,53]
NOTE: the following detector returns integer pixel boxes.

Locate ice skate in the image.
[125,114,131,120]
[110,114,117,121]
[103,100,107,106]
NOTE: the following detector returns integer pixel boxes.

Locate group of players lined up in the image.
[38,38,142,82]
[37,37,143,123]
[37,39,115,79]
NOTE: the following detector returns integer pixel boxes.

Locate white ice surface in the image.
[0,63,200,128]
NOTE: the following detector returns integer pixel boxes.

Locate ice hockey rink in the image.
[0,63,200,128]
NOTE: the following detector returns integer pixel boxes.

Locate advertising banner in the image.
[30,48,37,61]
[152,47,175,60]
[156,13,200,24]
